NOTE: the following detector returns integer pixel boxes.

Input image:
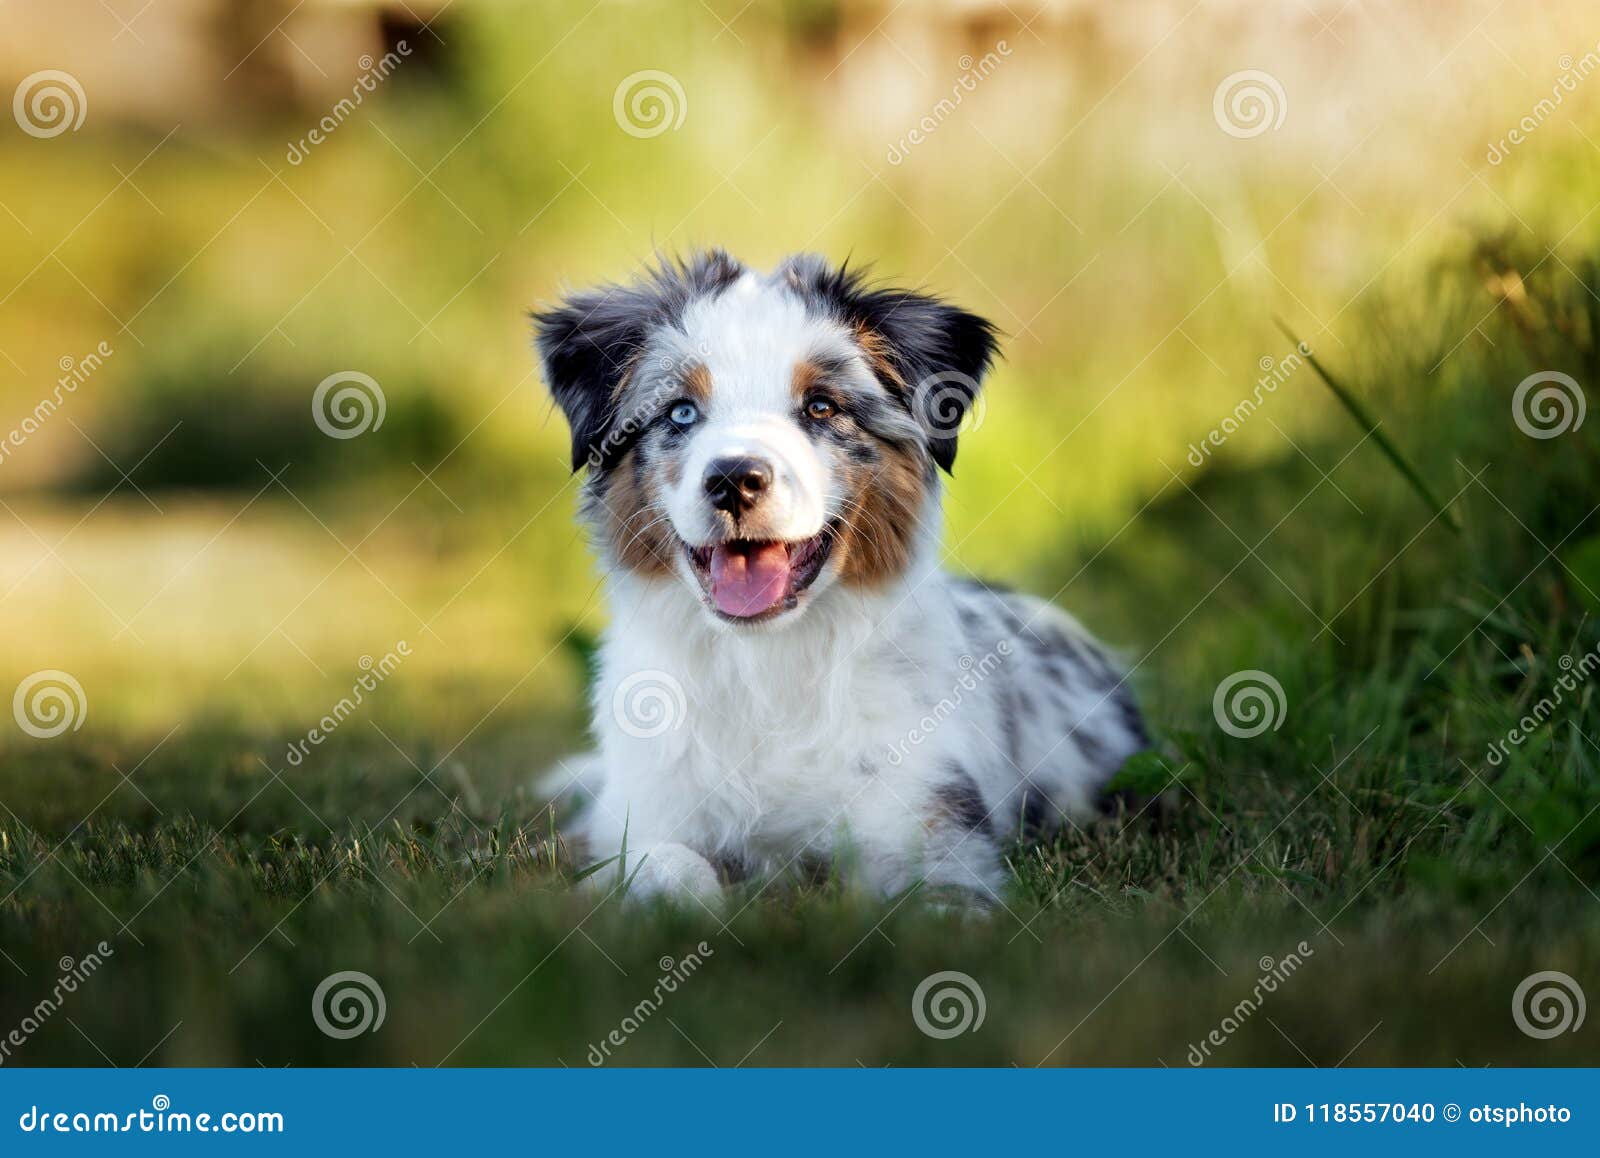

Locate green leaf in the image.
[1560,532,1600,613]
[1105,748,1195,795]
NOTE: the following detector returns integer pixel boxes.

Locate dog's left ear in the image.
[786,256,999,473]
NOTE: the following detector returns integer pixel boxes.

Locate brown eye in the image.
[804,397,837,420]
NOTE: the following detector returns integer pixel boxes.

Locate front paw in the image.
[593,841,724,907]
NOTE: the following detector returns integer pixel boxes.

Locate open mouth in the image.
[683,526,836,621]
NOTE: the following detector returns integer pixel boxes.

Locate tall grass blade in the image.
[1276,319,1462,534]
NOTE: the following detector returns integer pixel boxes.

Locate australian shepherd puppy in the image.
[535,250,1146,906]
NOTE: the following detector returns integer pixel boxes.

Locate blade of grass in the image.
[1275,319,1462,534]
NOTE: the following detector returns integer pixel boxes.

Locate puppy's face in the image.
[535,252,997,630]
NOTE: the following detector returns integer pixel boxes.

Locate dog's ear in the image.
[533,251,746,472]
[783,255,999,473]
[531,284,658,472]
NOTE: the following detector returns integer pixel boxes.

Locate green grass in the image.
[3,236,1599,1067]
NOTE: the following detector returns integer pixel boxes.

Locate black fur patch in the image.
[1115,686,1150,746]
[532,250,744,471]
[1018,787,1054,835]
[935,766,992,836]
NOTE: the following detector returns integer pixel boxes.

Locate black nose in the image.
[704,456,773,515]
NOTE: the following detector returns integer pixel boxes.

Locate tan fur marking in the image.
[681,360,712,404]
[599,447,675,577]
[834,442,928,589]
[852,324,907,394]
[791,358,824,401]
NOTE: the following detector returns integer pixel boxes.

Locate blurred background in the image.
[3,0,1597,742]
[3,0,1600,1065]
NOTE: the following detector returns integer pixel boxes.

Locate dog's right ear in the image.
[533,251,746,472]
[531,285,659,473]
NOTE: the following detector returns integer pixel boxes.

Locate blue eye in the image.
[669,401,700,427]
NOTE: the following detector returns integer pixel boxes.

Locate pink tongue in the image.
[710,542,791,617]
